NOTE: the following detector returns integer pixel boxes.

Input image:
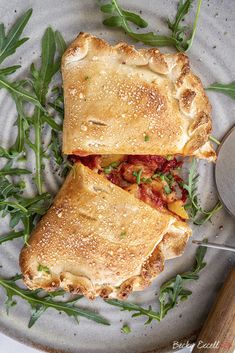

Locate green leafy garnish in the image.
[37,264,50,274]
[209,135,220,146]
[0,9,32,64]
[50,130,63,166]
[101,0,176,48]
[103,161,120,174]
[206,82,235,101]
[183,159,222,224]
[158,243,207,319]
[164,185,171,195]
[0,275,109,327]
[106,299,160,324]
[0,160,30,176]
[141,177,152,184]
[106,244,207,323]
[28,27,61,194]
[0,77,44,111]
[121,324,131,334]
[166,155,173,161]
[0,65,21,76]
[0,146,17,159]
[101,2,148,28]
[132,169,142,185]
[0,176,51,243]
[144,135,150,142]
[0,231,24,245]
[120,231,127,238]
[100,0,202,52]
[167,0,202,51]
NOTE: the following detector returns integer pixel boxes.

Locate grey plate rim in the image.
[0,323,198,353]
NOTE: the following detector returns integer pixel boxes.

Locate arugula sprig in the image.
[0,176,51,243]
[101,1,148,29]
[0,9,32,64]
[167,0,202,51]
[0,76,44,111]
[26,27,66,194]
[0,231,24,245]
[106,299,160,324]
[0,275,109,327]
[0,85,29,159]
[0,65,21,76]
[101,0,176,48]
[158,244,206,319]
[183,159,222,224]
[28,28,58,194]
[0,11,67,246]
[206,82,235,101]
[100,0,202,52]
[0,160,30,176]
[107,245,207,323]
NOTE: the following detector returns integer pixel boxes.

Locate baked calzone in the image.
[20,163,191,299]
[62,32,215,160]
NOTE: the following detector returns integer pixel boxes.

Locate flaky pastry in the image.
[62,32,215,161]
[20,163,191,299]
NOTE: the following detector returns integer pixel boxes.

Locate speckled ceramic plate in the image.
[0,1,234,353]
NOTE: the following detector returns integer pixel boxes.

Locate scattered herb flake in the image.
[132,169,142,185]
[141,177,152,184]
[37,264,50,274]
[121,324,131,334]
[103,161,120,174]
[120,231,127,238]
[164,185,171,194]
[144,135,150,142]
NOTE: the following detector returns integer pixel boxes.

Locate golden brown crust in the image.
[20,163,191,299]
[62,32,215,161]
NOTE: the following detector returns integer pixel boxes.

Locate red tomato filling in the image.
[68,154,188,217]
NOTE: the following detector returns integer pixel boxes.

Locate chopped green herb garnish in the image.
[103,161,120,174]
[121,324,131,334]
[84,76,89,80]
[37,264,50,274]
[166,155,173,160]
[120,231,127,238]
[164,185,171,194]
[141,177,152,184]
[144,135,150,142]
[152,172,161,179]
[132,169,142,185]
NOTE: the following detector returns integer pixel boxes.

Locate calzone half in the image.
[62,32,215,160]
[20,163,191,299]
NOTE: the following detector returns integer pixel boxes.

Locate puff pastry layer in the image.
[62,33,215,160]
[20,163,191,299]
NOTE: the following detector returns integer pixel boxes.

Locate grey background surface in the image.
[0,333,193,353]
